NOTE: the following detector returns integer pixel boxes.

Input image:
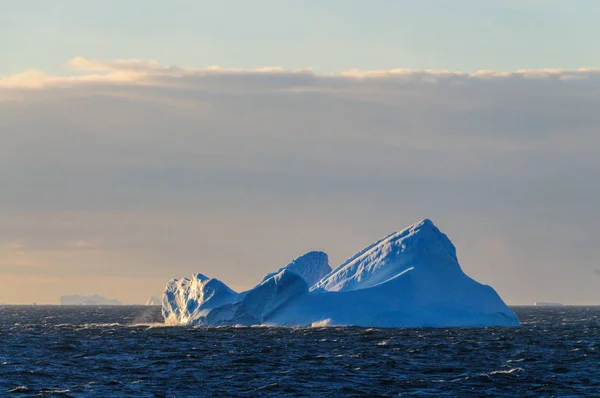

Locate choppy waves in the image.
[0,306,598,397]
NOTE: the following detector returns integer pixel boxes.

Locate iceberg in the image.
[162,219,519,327]
[60,294,122,306]
[534,302,565,307]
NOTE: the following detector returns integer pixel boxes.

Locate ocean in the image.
[0,306,598,397]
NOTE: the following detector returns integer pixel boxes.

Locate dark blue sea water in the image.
[0,306,598,397]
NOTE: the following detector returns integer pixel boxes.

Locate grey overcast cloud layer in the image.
[1,58,599,304]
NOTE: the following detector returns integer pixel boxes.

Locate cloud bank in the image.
[3,57,600,85]
[1,58,599,304]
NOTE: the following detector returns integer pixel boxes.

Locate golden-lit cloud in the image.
[2,57,600,90]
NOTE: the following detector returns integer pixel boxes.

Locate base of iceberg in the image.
[162,219,519,328]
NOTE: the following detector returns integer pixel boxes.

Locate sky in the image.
[1,0,599,305]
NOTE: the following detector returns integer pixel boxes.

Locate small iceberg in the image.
[534,302,565,307]
[162,219,519,328]
[146,296,161,306]
[60,294,122,306]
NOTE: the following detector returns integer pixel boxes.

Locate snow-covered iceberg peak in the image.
[311,219,458,293]
[261,251,331,287]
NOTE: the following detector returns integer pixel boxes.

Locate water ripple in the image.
[0,306,598,396]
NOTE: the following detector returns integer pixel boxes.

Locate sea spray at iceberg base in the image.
[162,219,519,327]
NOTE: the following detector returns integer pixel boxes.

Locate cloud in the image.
[66,240,99,250]
[1,57,600,305]
[0,57,315,90]
[2,57,600,91]
[1,57,599,213]
[1,58,598,184]
[69,57,169,73]
[2,242,24,250]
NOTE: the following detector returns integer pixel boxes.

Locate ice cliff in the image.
[162,220,519,327]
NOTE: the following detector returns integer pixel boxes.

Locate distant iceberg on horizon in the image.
[534,302,565,307]
[60,294,122,306]
[162,219,519,328]
[147,296,161,306]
